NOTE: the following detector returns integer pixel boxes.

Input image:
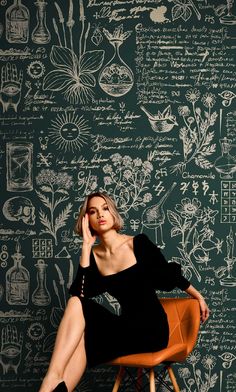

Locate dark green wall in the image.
[0,0,236,391]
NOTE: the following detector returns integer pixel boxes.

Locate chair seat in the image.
[108,343,187,368]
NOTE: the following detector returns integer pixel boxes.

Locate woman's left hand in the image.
[198,298,210,323]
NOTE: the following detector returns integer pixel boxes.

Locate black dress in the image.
[69,234,191,367]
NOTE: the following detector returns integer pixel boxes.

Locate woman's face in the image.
[87,196,115,235]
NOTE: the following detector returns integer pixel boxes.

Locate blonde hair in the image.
[74,192,124,236]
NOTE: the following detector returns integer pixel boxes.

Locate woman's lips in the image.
[98,220,106,225]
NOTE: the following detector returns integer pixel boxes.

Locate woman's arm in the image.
[184,284,210,323]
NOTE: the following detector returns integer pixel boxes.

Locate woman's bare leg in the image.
[39,296,86,392]
[63,334,87,392]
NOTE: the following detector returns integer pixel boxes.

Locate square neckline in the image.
[91,235,139,278]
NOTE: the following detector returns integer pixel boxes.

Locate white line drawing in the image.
[141,105,178,133]
[178,349,218,392]
[32,259,51,306]
[54,264,66,308]
[39,136,49,150]
[31,0,51,44]
[32,239,53,258]
[214,138,236,179]
[167,198,222,282]
[43,0,104,104]
[3,197,36,225]
[218,90,236,107]
[36,169,73,245]
[141,182,177,248]
[217,0,236,24]
[98,25,134,97]
[5,242,30,305]
[55,246,70,258]
[171,89,217,174]
[100,154,153,217]
[37,152,53,167]
[0,325,23,374]
[219,352,236,368]
[215,227,236,286]
[27,61,46,79]
[6,142,33,192]
[103,293,121,315]
[220,181,236,223]
[27,322,45,341]
[0,245,9,268]
[0,63,23,113]
[150,6,169,23]
[49,112,90,152]
[170,0,201,21]
[5,0,29,43]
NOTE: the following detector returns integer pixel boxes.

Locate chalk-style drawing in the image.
[215,227,236,286]
[39,136,49,150]
[214,138,236,179]
[167,198,222,282]
[54,264,66,308]
[27,61,45,79]
[178,349,218,392]
[36,169,73,245]
[77,170,98,196]
[5,0,29,43]
[141,182,177,248]
[100,154,153,217]
[5,242,30,305]
[37,152,53,167]
[32,239,53,258]
[91,23,103,46]
[49,112,90,152]
[43,0,104,104]
[3,197,36,225]
[220,181,236,223]
[171,89,217,174]
[103,293,121,315]
[0,325,23,374]
[219,352,236,368]
[141,105,178,133]
[170,0,201,21]
[150,6,169,23]
[32,259,51,306]
[6,142,33,191]
[0,63,23,112]
[218,90,236,107]
[217,0,236,24]
[27,322,45,341]
[98,25,134,97]
[0,245,8,268]
[55,246,70,258]
[31,0,51,44]
[130,219,140,232]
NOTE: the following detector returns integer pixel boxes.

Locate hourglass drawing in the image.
[98,25,134,97]
[6,142,33,192]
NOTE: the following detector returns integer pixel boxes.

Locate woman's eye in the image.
[104,206,109,211]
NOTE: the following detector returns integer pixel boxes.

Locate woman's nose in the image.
[97,210,103,218]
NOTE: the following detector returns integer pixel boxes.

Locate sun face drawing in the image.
[49,112,90,152]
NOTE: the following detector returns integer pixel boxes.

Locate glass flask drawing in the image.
[214,137,236,179]
[220,0,236,25]
[7,142,33,192]
[98,27,134,97]
[5,0,29,43]
[32,259,51,306]
[31,0,51,44]
[6,242,30,305]
[220,227,236,286]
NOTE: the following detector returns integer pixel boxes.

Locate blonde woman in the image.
[39,192,209,392]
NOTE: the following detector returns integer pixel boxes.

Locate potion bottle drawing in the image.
[98,25,134,97]
[214,137,236,179]
[219,0,236,24]
[5,0,29,43]
[6,242,30,305]
[32,259,51,306]
[31,0,51,44]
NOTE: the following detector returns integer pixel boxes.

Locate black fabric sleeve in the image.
[138,234,191,291]
[68,263,104,298]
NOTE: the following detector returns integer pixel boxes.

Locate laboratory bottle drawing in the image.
[32,259,51,306]
[214,137,236,179]
[6,0,29,43]
[31,0,51,44]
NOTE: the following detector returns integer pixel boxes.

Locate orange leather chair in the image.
[108,298,200,392]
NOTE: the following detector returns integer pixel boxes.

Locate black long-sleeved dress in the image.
[69,233,190,367]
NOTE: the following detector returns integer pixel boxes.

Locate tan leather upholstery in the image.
[108,298,200,391]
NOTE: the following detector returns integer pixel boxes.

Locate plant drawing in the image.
[100,153,153,217]
[167,198,223,282]
[171,89,217,174]
[43,0,104,103]
[36,169,73,245]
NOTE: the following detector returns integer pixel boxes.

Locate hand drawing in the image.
[0,63,23,113]
[0,325,23,374]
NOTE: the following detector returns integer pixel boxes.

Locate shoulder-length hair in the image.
[74,192,124,236]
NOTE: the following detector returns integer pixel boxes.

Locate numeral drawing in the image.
[36,169,73,245]
[3,197,36,225]
[6,142,33,192]
[0,325,23,374]
[43,0,104,104]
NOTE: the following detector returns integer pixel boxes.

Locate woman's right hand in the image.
[82,213,96,248]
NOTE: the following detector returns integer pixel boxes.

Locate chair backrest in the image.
[160,298,200,356]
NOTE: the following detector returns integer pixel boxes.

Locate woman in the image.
[39,192,209,392]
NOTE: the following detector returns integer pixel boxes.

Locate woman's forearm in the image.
[184,284,204,300]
